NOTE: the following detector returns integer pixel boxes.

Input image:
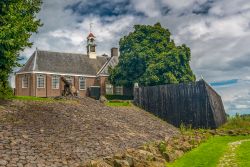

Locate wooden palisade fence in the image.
[134,80,227,129]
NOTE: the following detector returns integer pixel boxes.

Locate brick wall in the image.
[15,73,107,97]
[15,74,32,96]
[99,76,108,95]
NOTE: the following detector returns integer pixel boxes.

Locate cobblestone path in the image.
[217,139,250,167]
[0,98,178,167]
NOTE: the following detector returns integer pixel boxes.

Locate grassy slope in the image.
[167,136,250,167]
[236,140,250,167]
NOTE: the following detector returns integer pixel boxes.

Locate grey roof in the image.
[18,50,110,75]
[98,56,119,75]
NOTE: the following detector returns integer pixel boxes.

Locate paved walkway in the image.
[217,139,250,167]
[0,99,178,167]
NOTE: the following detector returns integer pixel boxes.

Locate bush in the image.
[105,94,133,100]
[220,114,250,132]
[0,82,13,99]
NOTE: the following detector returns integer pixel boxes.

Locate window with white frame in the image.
[79,77,86,90]
[37,74,45,88]
[115,86,123,95]
[106,83,113,95]
[52,75,60,89]
[22,76,28,88]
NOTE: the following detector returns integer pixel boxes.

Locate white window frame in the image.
[52,75,60,89]
[115,86,123,95]
[37,74,45,88]
[106,83,113,95]
[22,76,28,88]
[79,77,86,90]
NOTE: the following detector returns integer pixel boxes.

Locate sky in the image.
[18,0,250,115]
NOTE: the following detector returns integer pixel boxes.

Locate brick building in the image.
[15,33,129,97]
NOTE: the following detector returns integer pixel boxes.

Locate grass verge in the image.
[5,96,79,104]
[7,96,52,101]
[235,140,250,167]
[167,135,250,167]
[105,100,131,107]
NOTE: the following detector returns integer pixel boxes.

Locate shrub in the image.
[0,82,13,99]
[220,114,250,132]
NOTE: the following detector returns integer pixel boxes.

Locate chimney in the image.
[111,48,118,57]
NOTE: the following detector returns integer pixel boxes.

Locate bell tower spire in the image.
[87,23,97,59]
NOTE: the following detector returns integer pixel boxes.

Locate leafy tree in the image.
[0,0,42,97]
[109,23,196,87]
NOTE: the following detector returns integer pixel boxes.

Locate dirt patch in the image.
[0,98,178,166]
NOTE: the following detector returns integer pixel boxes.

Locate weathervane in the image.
[89,23,93,33]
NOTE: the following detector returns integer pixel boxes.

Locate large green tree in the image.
[109,23,196,87]
[0,0,42,96]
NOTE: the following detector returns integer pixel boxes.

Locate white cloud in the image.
[131,0,161,17]
[209,0,250,16]
[178,15,250,41]
[49,29,83,45]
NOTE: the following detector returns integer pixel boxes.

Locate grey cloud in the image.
[228,53,250,69]
[192,0,215,15]
[64,0,147,20]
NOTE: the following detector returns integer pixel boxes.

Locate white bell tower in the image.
[87,23,97,59]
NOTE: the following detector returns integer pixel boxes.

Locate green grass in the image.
[105,94,133,100]
[6,96,53,101]
[105,100,131,107]
[236,140,250,167]
[167,135,250,167]
[220,115,250,132]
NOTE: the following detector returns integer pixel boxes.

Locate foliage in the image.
[236,140,250,167]
[158,141,169,160]
[0,0,42,97]
[105,94,133,100]
[0,82,13,98]
[179,123,192,134]
[109,23,196,87]
[220,114,250,132]
[167,136,250,167]
[105,100,131,107]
